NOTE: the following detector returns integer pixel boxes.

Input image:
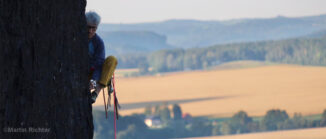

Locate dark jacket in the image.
[89,34,105,80]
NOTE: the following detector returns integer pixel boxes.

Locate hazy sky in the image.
[86,0,326,23]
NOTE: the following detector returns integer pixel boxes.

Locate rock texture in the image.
[0,0,93,138]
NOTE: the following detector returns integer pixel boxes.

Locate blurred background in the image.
[87,0,326,138]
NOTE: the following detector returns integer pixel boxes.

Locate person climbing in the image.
[86,11,118,104]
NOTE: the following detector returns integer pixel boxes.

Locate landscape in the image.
[90,14,326,139]
[92,62,326,138]
[94,63,326,118]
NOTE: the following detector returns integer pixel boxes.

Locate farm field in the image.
[185,127,326,139]
[93,64,326,117]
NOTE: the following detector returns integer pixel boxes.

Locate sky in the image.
[86,0,326,24]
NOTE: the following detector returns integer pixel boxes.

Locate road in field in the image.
[185,127,326,139]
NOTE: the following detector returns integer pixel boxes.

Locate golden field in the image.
[185,127,326,139]
[93,64,326,117]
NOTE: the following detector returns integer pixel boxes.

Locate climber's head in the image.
[86,11,101,39]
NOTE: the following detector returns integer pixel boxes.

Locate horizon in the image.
[97,13,326,25]
[86,0,326,24]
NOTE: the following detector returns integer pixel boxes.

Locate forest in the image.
[117,35,326,74]
[93,105,326,139]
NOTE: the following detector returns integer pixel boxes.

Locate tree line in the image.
[213,109,323,135]
[93,104,326,139]
[117,36,326,74]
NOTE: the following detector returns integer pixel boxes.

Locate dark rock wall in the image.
[0,0,93,138]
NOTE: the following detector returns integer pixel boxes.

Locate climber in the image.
[86,11,118,104]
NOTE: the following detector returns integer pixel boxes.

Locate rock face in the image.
[0,0,93,138]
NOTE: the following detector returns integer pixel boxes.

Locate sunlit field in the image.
[114,68,139,77]
[186,127,326,139]
[94,64,326,117]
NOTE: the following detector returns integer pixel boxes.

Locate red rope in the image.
[112,73,117,139]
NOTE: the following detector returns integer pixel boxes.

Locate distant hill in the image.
[304,30,326,38]
[97,31,173,55]
[98,14,326,49]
